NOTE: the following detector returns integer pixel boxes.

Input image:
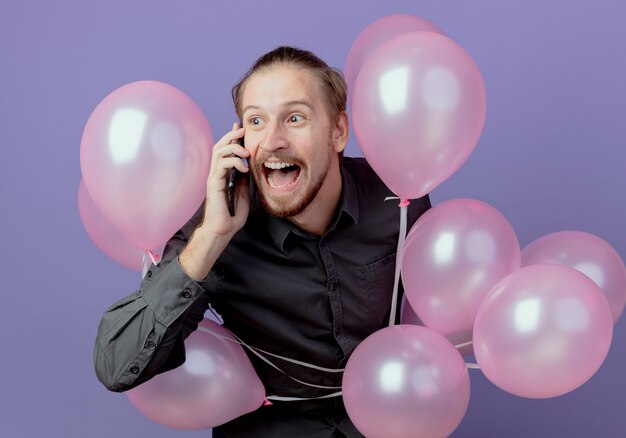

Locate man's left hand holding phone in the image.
[178,122,250,282]
[227,128,248,217]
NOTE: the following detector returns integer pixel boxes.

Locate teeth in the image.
[264,162,295,170]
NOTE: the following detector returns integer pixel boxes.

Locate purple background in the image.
[2,1,625,436]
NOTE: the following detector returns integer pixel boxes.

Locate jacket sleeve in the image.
[93,207,214,392]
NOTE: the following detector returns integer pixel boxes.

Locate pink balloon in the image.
[342,325,470,438]
[474,264,613,399]
[80,81,212,249]
[78,179,151,271]
[522,230,626,323]
[352,32,486,199]
[345,14,443,100]
[399,294,423,326]
[127,319,265,429]
[400,295,473,356]
[402,199,521,346]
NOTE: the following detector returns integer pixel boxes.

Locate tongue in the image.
[269,168,299,188]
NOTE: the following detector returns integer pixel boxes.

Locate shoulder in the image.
[341,156,432,227]
[340,157,396,229]
[341,156,378,180]
[341,157,393,200]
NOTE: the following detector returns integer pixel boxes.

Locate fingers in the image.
[210,125,248,173]
[212,123,248,164]
[207,123,251,190]
[222,156,249,174]
[217,124,245,148]
[213,141,250,161]
[198,123,251,238]
[210,145,249,181]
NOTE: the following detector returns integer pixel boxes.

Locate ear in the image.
[331,111,349,154]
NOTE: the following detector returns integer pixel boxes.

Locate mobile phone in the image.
[227,136,247,216]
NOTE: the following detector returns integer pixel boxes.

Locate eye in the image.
[288,114,304,123]
[250,116,263,125]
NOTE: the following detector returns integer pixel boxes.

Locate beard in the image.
[252,140,333,218]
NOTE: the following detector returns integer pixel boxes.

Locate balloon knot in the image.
[398,198,410,207]
[263,398,273,406]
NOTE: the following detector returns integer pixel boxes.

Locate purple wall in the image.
[2,1,625,436]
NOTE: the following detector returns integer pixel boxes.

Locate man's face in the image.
[240,65,340,218]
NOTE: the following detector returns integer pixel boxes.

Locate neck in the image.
[288,161,342,236]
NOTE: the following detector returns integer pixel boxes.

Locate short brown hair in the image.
[232,46,347,124]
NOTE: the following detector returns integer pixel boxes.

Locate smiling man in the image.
[94,47,431,437]
[241,60,344,229]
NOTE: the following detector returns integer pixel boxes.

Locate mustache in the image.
[254,152,306,169]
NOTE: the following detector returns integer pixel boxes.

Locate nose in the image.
[259,120,288,153]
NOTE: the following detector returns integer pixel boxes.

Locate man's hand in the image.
[202,122,250,238]
[179,123,250,281]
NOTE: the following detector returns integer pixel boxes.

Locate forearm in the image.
[94,208,242,392]
[179,226,232,282]
[94,124,250,392]
[93,205,216,392]
[93,257,210,392]
[177,122,249,282]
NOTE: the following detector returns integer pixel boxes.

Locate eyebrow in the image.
[242,100,314,115]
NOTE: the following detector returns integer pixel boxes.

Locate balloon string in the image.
[197,325,479,400]
[141,250,160,279]
[196,325,343,391]
[231,328,345,375]
[454,341,473,349]
[141,252,149,279]
[196,326,344,373]
[266,391,343,402]
[245,344,344,373]
[241,344,342,390]
[206,304,224,325]
[147,250,160,264]
[385,197,410,327]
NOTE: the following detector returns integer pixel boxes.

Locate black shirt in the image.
[94,157,431,437]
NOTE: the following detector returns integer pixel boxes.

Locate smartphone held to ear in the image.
[227,136,248,216]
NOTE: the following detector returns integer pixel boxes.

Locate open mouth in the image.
[263,161,302,191]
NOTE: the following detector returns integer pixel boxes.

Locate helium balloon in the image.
[127,319,265,429]
[522,230,626,323]
[352,32,486,199]
[80,80,212,249]
[402,198,521,347]
[345,14,443,102]
[400,295,474,357]
[399,294,423,326]
[78,179,155,271]
[474,264,613,398]
[342,325,470,438]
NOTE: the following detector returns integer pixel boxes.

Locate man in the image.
[94,46,431,437]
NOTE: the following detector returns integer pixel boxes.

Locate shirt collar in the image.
[255,163,360,250]
[339,162,359,224]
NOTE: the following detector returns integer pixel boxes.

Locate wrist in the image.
[179,226,231,282]
[195,222,235,248]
